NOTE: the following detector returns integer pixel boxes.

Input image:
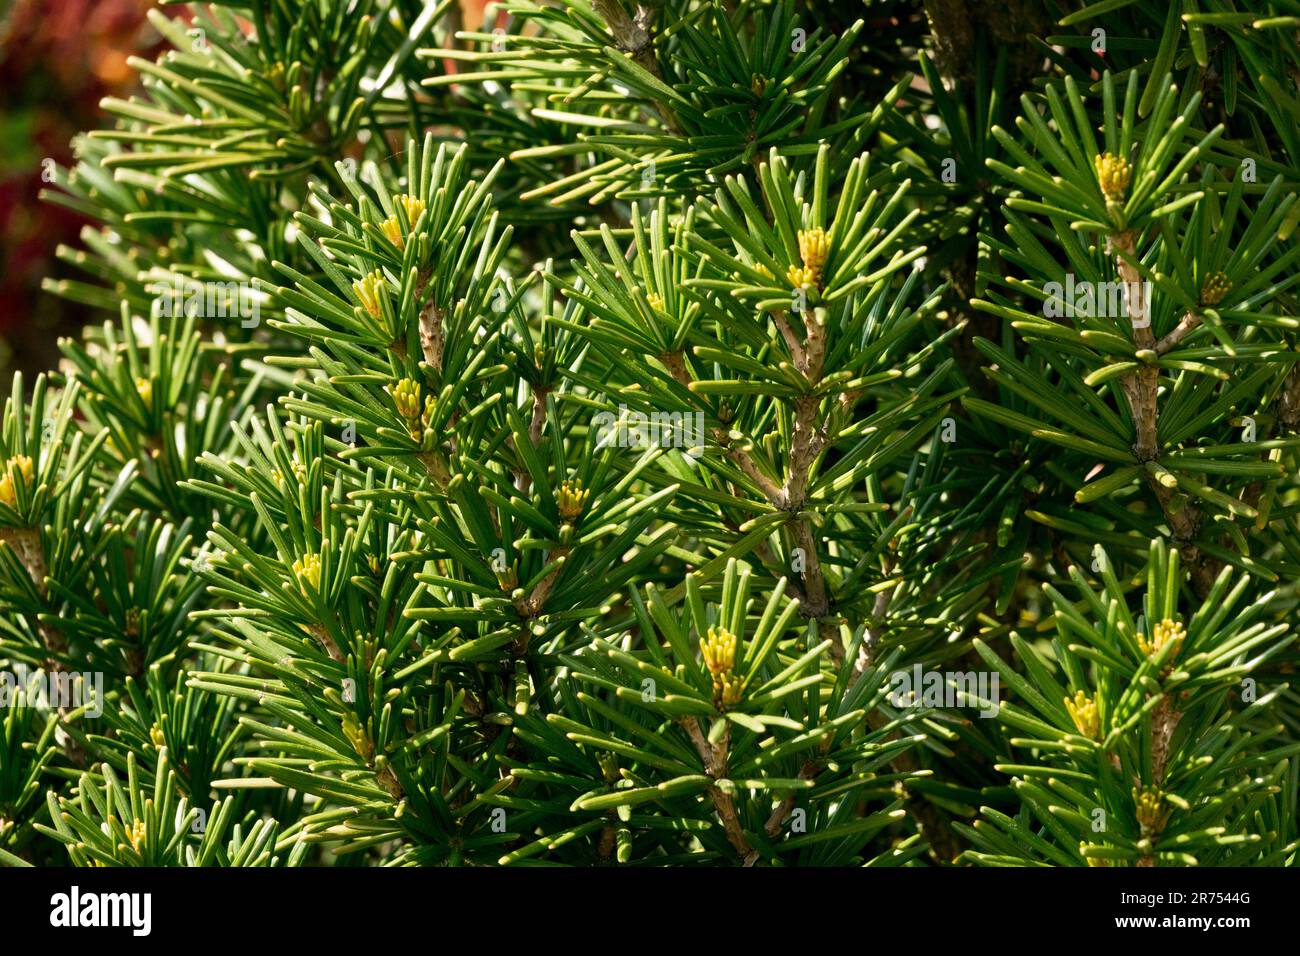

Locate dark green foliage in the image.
[3,0,1299,868]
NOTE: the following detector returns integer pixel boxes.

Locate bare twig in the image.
[1153,310,1199,354]
[513,386,550,493]
[1110,232,1220,597]
[591,0,682,133]
[0,526,87,766]
[681,717,759,864]
[418,298,445,373]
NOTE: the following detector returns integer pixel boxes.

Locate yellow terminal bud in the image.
[646,292,664,313]
[0,455,34,507]
[1064,690,1100,739]
[1199,271,1232,307]
[389,379,424,440]
[397,193,426,225]
[135,377,153,406]
[754,263,773,281]
[381,194,427,248]
[715,671,743,710]
[149,724,166,749]
[1094,152,1132,202]
[1133,786,1171,834]
[293,553,322,592]
[701,625,737,677]
[380,216,403,247]
[797,227,830,285]
[1138,618,1185,667]
[128,818,147,852]
[342,713,373,759]
[353,270,386,320]
[556,479,590,522]
[701,627,742,710]
[787,265,817,290]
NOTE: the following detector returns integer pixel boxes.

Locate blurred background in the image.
[0,0,491,381]
[0,0,160,379]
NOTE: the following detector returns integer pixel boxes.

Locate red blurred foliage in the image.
[0,0,158,371]
[0,0,487,373]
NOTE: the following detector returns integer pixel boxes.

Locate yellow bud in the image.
[381,194,426,248]
[797,227,830,285]
[646,292,664,313]
[1199,271,1232,307]
[150,724,166,749]
[353,270,386,319]
[129,818,147,852]
[1064,690,1100,739]
[387,379,423,424]
[0,455,34,507]
[293,553,322,592]
[787,265,816,290]
[342,713,372,758]
[135,377,153,406]
[397,193,426,225]
[1094,152,1132,202]
[1138,618,1184,667]
[701,625,737,677]
[714,671,743,710]
[557,479,590,521]
[1133,786,1170,834]
[380,216,403,248]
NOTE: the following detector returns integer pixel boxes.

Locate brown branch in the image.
[1149,697,1181,786]
[853,559,899,680]
[514,386,550,494]
[771,311,805,369]
[1109,233,1221,597]
[0,526,86,766]
[418,298,445,373]
[660,350,690,387]
[1279,365,1300,431]
[665,347,786,506]
[1110,232,1159,462]
[764,758,820,838]
[1154,310,1199,355]
[513,546,571,650]
[1137,696,1182,866]
[722,442,784,505]
[376,766,405,801]
[307,622,345,663]
[681,717,758,865]
[418,450,452,489]
[789,520,828,619]
[591,0,682,134]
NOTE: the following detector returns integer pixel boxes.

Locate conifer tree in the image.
[2,0,1298,868]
